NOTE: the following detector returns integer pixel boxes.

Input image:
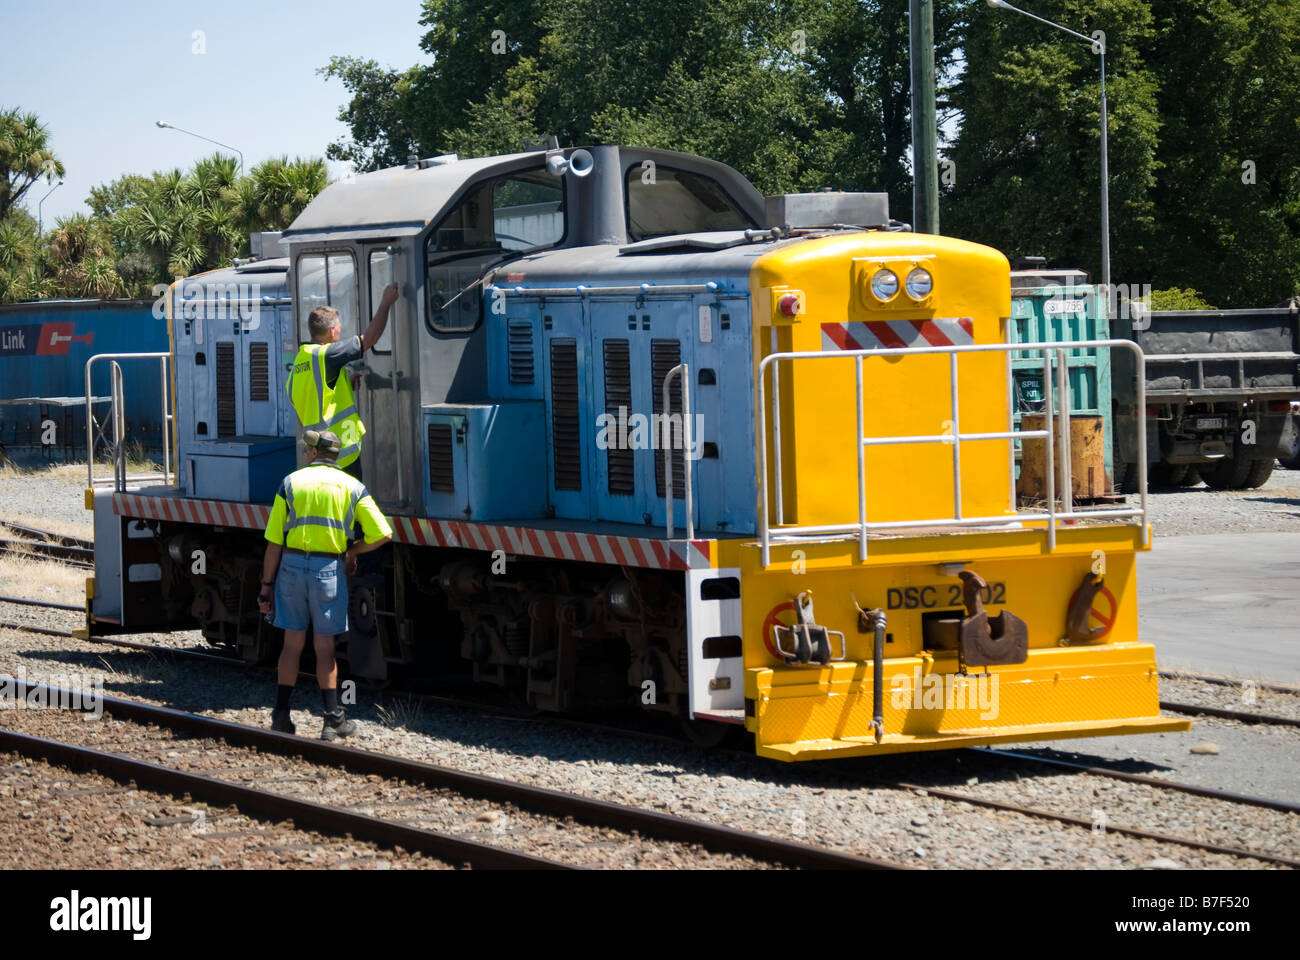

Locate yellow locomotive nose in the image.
[731,231,1189,760]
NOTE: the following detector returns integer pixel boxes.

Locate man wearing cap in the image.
[257,428,392,738]
[288,282,400,479]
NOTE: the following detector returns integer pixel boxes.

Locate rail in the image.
[757,338,1150,567]
[662,363,694,539]
[84,352,172,492]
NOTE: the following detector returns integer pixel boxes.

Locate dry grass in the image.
[0,551,87,606]
[0,457,162,482]
[0,511,93,542]
[374,695,426,731]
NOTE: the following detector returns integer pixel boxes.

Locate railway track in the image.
[0,676,900,870]
[0,538,93,568]
[1,600,1296,868]
[0,519,93,551]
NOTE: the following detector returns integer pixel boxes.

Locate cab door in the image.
[359,245,410,508]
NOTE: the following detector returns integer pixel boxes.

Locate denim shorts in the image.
[273,552,348,635]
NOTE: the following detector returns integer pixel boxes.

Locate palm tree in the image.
[0,108,66,222]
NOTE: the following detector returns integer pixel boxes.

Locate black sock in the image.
[275,684,293,711]
[322,688,339,713]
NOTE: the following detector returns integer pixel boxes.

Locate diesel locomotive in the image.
[82,144,1191,759]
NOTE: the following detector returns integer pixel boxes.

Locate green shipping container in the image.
[1008,268,1112,482]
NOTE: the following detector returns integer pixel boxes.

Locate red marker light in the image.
[778,294,800,317]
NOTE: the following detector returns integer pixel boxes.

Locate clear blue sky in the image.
[2,0,428,225]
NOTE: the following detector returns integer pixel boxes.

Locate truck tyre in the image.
[1281,416,1300,469]
[1114,460,1140,494]
[1150,463,1190,488]
[1204,456,1269,490]
[1242,458,1275,489]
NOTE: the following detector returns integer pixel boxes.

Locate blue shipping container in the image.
[0,299,170,455]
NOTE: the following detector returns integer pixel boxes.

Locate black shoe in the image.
[321,708,357,741]
[271,708,296,735]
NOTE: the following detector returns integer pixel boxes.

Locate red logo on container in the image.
[35,322,94,355]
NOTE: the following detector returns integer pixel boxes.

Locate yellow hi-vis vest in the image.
[273,462,373,553]
[288,343,365,467]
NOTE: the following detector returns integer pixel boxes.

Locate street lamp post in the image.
[986,0,1110,295]
[37,180,64,238]
[154,120,245,176]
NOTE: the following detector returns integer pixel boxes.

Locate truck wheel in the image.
[1114,460,1140,494]
[1242,459,1275,489]
[1281,418,1300,469]
[1204,456,1259,490]
[1150,463,1190,488]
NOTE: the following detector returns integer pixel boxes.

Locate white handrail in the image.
[662,363,694,540]
[85,352,172,492]
[756,338,1149,567]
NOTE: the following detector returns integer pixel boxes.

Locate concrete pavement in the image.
[1139,532,1299,685]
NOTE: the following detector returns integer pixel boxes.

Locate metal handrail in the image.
[756,338,1149,567]
[662,363,694,539]
[488,281,723,299]
[85,353,172,493]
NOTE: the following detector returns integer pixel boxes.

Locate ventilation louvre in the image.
[603,339,634,496]
[652,339,685,499]
[215,341,236,437]
[507,319,535,384]
[428,423,455,492]
[248,342,269,401]
[550,339,582,491]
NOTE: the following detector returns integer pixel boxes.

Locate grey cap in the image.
[303,428,341,454]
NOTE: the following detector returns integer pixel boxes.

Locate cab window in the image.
[625,166,754,241]
[367,249,395,353]
[425,169,564,333]
[296,252,359,338]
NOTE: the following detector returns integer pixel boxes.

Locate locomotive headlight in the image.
[905,267,934,300]
[870,269,899,302]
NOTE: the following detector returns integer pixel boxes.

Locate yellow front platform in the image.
[745,644,1192,761]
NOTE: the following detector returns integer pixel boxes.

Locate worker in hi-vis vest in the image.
[258,428,392,739]
[288,282,400,480]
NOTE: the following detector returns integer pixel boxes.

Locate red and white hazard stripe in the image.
[821,317,973,351]
[114,494,714,570]
[114,493,270,529]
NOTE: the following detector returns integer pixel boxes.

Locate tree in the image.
[944,0,1159,290]
[0,108,66,223]
[1142,0,1300,305]
[0,208,43,301]
[322,0,967,214]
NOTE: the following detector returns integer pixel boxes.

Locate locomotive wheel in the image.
[679,716,732,749]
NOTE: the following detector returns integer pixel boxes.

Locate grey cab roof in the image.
[281,147,766,246]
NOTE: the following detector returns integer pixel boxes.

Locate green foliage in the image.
[0,107,66,223]
[323,0,967,211]
[1144,287,1216,311]
[1,149,328,303]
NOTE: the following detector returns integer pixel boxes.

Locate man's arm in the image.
[257,541,282,615]
[359,282,400,352]
[345,494,393,573]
